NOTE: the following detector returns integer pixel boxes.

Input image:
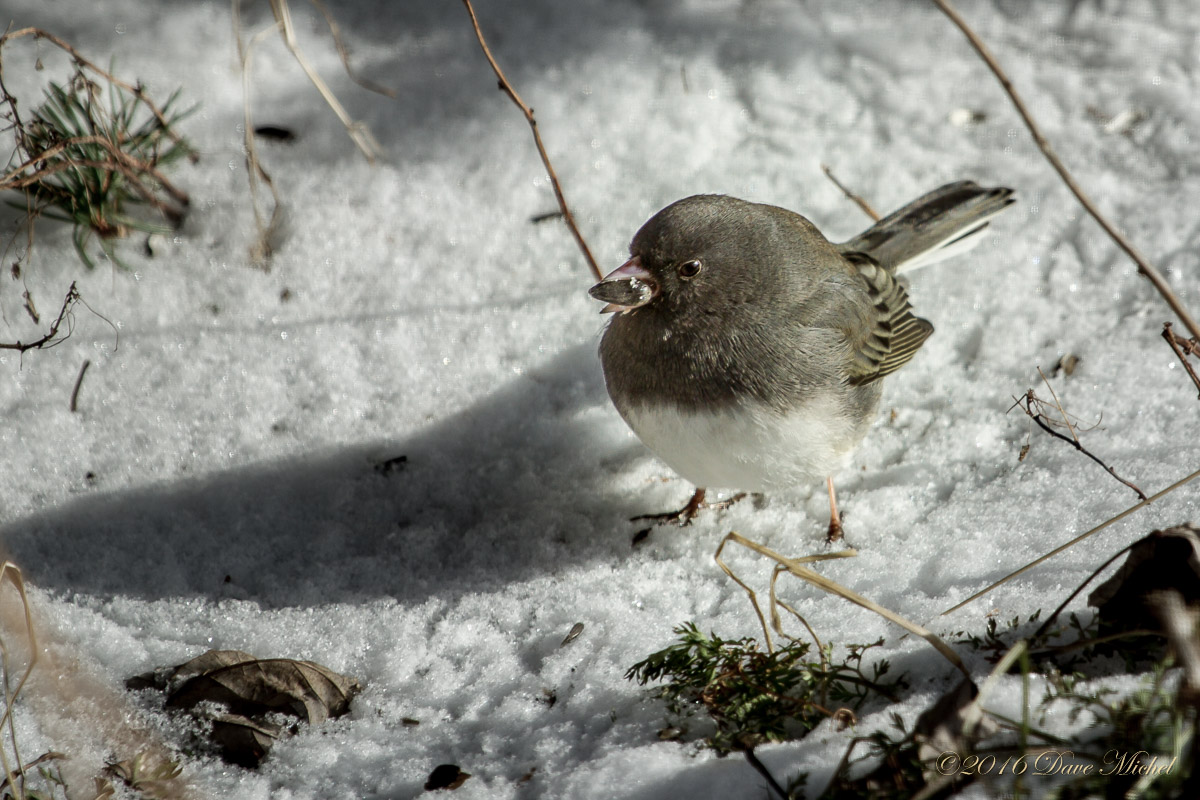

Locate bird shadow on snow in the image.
[0,343,652,608]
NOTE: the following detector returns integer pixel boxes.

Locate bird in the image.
[589,181,1015,540]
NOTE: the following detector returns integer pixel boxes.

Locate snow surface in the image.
[1,0,1198,797]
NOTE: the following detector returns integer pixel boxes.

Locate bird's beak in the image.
[588,257,658,314]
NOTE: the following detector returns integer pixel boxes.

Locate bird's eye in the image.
[677,259,702,279]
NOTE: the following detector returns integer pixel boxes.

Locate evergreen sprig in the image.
[626,623,903,754]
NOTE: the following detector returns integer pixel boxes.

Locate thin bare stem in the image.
[932,0,1200,342]
[239,21,287,265]
[1163,322,1200,399]
[820,163,880,221]
[714,532,776,653]
[941,465,1200,616]
[461,0,602,282]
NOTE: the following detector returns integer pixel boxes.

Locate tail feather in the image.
[838,181,1016,273]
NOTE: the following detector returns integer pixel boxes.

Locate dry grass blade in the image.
[715,532,968,676]
[931,0,1200,342]
[461,0,602,282]
[0,562,39,800]
[239,21,287,266]
[715,531,856,653]
[308,0,396,98]
[942,466,1200,616]
[267,0,383,162]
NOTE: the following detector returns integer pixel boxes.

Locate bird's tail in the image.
[837,181,1015,273]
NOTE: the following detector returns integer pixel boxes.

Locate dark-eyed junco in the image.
[589,181,1015,538]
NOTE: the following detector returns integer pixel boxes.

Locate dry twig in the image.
[743,748,788,800]
[932,0,1200,342]
[232,0,390,264]
[461,0,602,282]
[820,163,880,221]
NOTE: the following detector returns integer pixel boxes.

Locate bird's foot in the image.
[824,476,846,544]
[630,488,748,528]
[825,517,844,544]
[707,492,748,513]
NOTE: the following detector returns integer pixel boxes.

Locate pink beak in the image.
[588,256,658,313]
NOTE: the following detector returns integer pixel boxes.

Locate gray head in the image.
[589,195,866,413]
[589,195,837,322]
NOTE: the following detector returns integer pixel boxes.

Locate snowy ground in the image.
[1,0,1198,797]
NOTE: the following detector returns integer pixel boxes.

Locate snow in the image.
[1,0,1198,797]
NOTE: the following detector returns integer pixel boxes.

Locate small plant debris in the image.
[424,764,471,791]
[373,454,408,475]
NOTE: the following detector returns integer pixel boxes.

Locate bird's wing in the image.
[841,252,934,385]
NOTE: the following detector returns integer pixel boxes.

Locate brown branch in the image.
[820,163,880,221]
[932,0,1200,343]
[461,0,602,282]
[1163,322,1200,399]
[1010,390,1146,501]
[0,283,79,353]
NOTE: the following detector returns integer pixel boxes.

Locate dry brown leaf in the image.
[128,650,361,768]
[165,654,360,724]
[209,713,283,769]
[1089,524,1200,633]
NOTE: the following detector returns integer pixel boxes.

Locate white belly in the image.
[618,393,868,492]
